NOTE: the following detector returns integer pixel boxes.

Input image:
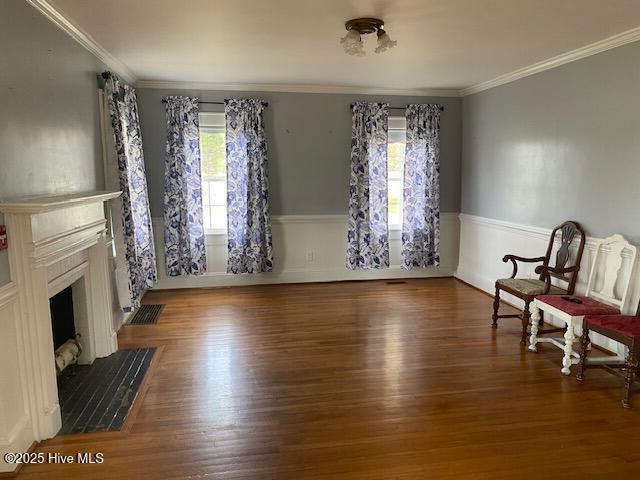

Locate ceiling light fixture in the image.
[340,18,397,56]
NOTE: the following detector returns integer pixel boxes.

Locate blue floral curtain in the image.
[402,104,441,269]
[104,72,157,309]
[346,102,389,269]
[163,96,207,276]
[224,99,273,274]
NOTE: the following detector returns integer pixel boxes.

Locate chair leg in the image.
[561,318,576,376]
[538,310,544,327]
[492,286,500,328]
[521,301,531,346]
[529,302,540,352]
[622,350,638,409]
[576,324,590,381]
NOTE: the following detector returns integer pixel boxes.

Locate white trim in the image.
[0,415,32,473]
[0,285,31,474]
[458,213,553,241]
[0,191,121,214]
[135,79,461,97]
[26,0,135,83]
[0,281,18,308]
[268,213,458,224]
[47,261,89,298]
[200,213,453,234]
[456,213,614,254]
[199,214,445,242]
[460,26,640,96]
[271,214,350,224]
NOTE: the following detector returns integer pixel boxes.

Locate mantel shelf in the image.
[0,191,121,214]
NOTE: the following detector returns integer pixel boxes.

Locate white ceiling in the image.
[48,0,640,93]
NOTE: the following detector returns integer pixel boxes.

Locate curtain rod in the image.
[160,99,269,107]
[356,104,445,112]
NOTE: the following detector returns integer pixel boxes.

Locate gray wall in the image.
[462,41,640,239]
[136,89,461,217]
[0,0,105,285]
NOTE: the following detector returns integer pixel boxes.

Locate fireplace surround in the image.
[0,191,121,465]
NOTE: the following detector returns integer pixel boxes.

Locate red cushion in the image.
[536,295,620,316]
[585,314,640,339]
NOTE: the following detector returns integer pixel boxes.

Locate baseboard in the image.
[453,275,522,311]
[118,311,133,330]
[0,416,33,474]
[455,266,525,309]
[154,265,457,290]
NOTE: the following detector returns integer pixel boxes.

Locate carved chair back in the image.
[539,221,586,294]
[585,234,637,312]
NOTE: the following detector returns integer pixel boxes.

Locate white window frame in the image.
[388,116,406,233]
[199,112,227,236]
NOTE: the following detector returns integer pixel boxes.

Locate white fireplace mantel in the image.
[0,191,122,214]
[0,190,121,466]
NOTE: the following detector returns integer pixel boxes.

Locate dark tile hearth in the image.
[57,348,155,435]
[129,304,165,325]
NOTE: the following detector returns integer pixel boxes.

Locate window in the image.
[388,116,406,230]
[199,112,226,234]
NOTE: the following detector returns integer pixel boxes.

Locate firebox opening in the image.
[50,286,76,350]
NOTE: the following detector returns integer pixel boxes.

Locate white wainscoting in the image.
[456,214,640,354]
[151,213,460,289]
[0,282,32,473]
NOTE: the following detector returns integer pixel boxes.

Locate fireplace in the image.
[0,191,121,446]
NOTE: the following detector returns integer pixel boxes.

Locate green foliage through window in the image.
[200,129,225,179]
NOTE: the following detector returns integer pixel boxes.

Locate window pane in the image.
[202,178,211,205]
[388,178,402,227]
[211,179,226,206]
[388,142,404,175]
[387,132,405,228]
[200,126,227,232]
[203,204,212,230]
[200,130,226,179]
[211,206,227,231]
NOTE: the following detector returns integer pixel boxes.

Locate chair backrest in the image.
[585,234,637,312]
[540,221,586,294]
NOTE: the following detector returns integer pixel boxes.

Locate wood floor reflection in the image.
[17,278,640,479]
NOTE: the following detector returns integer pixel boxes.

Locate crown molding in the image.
[134,79,461,97]
[26,0,136,83]
[460,26,640,96]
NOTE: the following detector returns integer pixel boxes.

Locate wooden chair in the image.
[529,234,637,375]
[492,221,586,345]
[577,304,640,408]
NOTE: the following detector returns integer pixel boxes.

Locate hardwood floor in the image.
[16,278,640,479]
